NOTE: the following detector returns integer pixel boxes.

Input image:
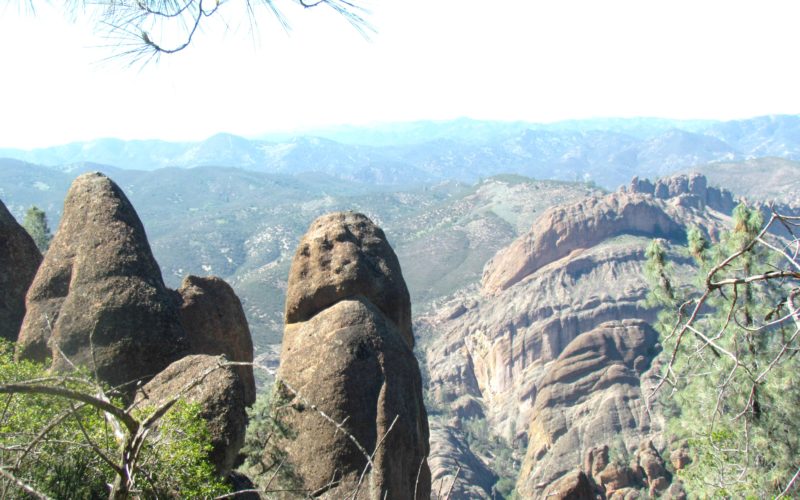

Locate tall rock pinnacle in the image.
[0,199,42,341]
[16,172,188,392]
[272,212,430,499]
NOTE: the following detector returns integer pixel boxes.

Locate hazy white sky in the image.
[1,0,799,148]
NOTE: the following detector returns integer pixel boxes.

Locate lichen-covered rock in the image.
[284,212,413,347]
[176,275,255,406]
[134,354,247,476]
[0,199,41,341]
[16,172,187,393]
[273,212,429,499]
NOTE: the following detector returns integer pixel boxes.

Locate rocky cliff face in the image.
[481,191,684,295]
[424,174,729,497]
[515,320,660,497]
[273,212,430,499]
[16,172,188,390]
[0,199,41,341]
[17,173,255,398]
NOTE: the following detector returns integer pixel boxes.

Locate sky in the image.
[1,0,799,148]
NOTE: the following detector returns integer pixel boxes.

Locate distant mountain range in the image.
[2,115,799,189]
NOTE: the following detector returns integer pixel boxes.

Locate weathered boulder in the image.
[515,320,659,498]
[670,441,692,471]
[0,199,42,341]
[273,212,429,499]
[542,470,596,499]
[597,463,637,495]
[134,354,247,476]
[481,192,683,294]
[16,172,187,393]
[176,275,255,406]
[636,440,670,495]
[584,445,610,483]
[284,212,413,347]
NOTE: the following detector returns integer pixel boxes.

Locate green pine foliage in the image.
[646,204,800,497]
[21,206,52,253]
[239,383,303,494]
[0,340,229,498]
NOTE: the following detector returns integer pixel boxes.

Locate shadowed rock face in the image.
[274,212,430,499]
[284,211,413,347]
[16,172,187,392]
[176,275,255,406]
[0,199,41,341]
[134,354,247,477]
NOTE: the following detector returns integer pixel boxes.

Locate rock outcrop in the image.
[516,320,659,497]
[284,212,413,347]
[176,275,256,406]
[481,191,683,295]
[628,172,736,214]
[272,212,430,499]
[0,199,42,341]
[427,421,497,499]
[423,174,735,498]
[16,173,188,392]
[134,354,248,476]
[543,470,596,499]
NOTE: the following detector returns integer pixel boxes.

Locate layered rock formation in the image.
[481,192,683,295]
[0,199,42,341]
[273,212,430,499]
[16,172,188,390]
[516,320,659,497]
[423,174,731,497]
[176,275,256,406]
[134,354,248,476]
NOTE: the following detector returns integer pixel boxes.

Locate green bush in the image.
[0,340,229,498]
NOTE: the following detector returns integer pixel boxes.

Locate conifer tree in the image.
[21,205,52,253]
[646,204,800,496]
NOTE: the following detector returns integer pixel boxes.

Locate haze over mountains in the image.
[3,114,800,189]
[2,113,798,498]
[1,113,797,355]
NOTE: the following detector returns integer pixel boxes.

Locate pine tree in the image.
[21,205,52,253]
[646,204,800,496]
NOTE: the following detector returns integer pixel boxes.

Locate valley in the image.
[1,115,798,498]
